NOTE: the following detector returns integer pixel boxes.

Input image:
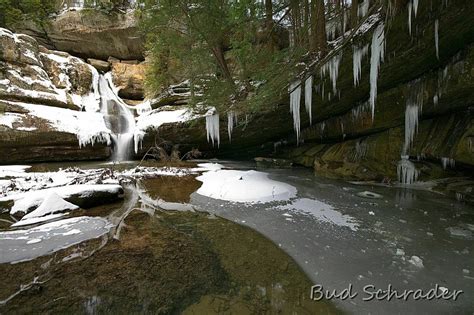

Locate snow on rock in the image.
[134,107,196,153]
[14,102,111,147]
[19,192,79,222]
[1,184,123,216]
[277,198,359,231]
[0,112,23,129]
[196,170,297,203]
[0,165,31,177]
[0,216,113,264]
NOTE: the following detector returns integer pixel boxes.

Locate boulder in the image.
[111,61,146,100]
[87,58,110,72]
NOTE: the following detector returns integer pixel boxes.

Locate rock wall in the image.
[139,0,473,189]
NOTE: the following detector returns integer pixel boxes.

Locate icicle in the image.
[289,81,302,144]
[321,53,342,94]
[227,111,236,142]
[408,1,412,35]
[397,156,419,185]
[413,0,419,17]
[402,79,424,154]
[403,104,420,154]
[304,76,313,125]
[205,110,220,147]
[435,19,439,60]
[358,0,370,18]
[369,23,385,120]
[353,44,369,87]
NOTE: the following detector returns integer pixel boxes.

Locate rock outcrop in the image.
[111,61,146,100]
[14,9,144,61]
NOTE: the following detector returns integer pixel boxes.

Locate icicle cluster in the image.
[206,111,220,147]
[358,0,370,18]
[351,101,371,121]
[353,44,369,87]
[304,76,313,125]
[227,111,237,142]
[369,23,385,120]
[407,0,419,35]
[321,53,342,94]
[397,157,419,185]
[441,157,455,169]
[289,81,302,144]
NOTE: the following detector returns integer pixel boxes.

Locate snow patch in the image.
[196,170,297,203]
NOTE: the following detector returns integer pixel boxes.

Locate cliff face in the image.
[14,9,144,61]
[0,28,111,163]
[137,0,473,199]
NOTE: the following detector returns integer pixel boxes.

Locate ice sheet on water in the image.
[277,198,359,231]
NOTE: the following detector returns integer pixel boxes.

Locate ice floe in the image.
[277,198,359,231]
[0,216,113,263]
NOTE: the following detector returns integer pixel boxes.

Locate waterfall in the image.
[98,73,136,161]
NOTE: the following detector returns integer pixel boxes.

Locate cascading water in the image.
[98,73,136,161]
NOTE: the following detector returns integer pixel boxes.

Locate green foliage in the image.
[139,0,301,116]
[0,0,59,28]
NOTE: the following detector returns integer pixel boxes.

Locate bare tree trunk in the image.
[211,44,233,84]
[351,0,359,28]
[304,0,310,48]
[315,0,328,54]
[290,0,301,47]
[265,0,273,30]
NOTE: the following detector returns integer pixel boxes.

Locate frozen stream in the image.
[190,161,474,314]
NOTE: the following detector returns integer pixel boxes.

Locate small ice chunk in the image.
[357,191,383,199]
[408,255,424,268]
[396,248,405,256]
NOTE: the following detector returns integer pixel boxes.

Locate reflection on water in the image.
[0,175,336,314]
